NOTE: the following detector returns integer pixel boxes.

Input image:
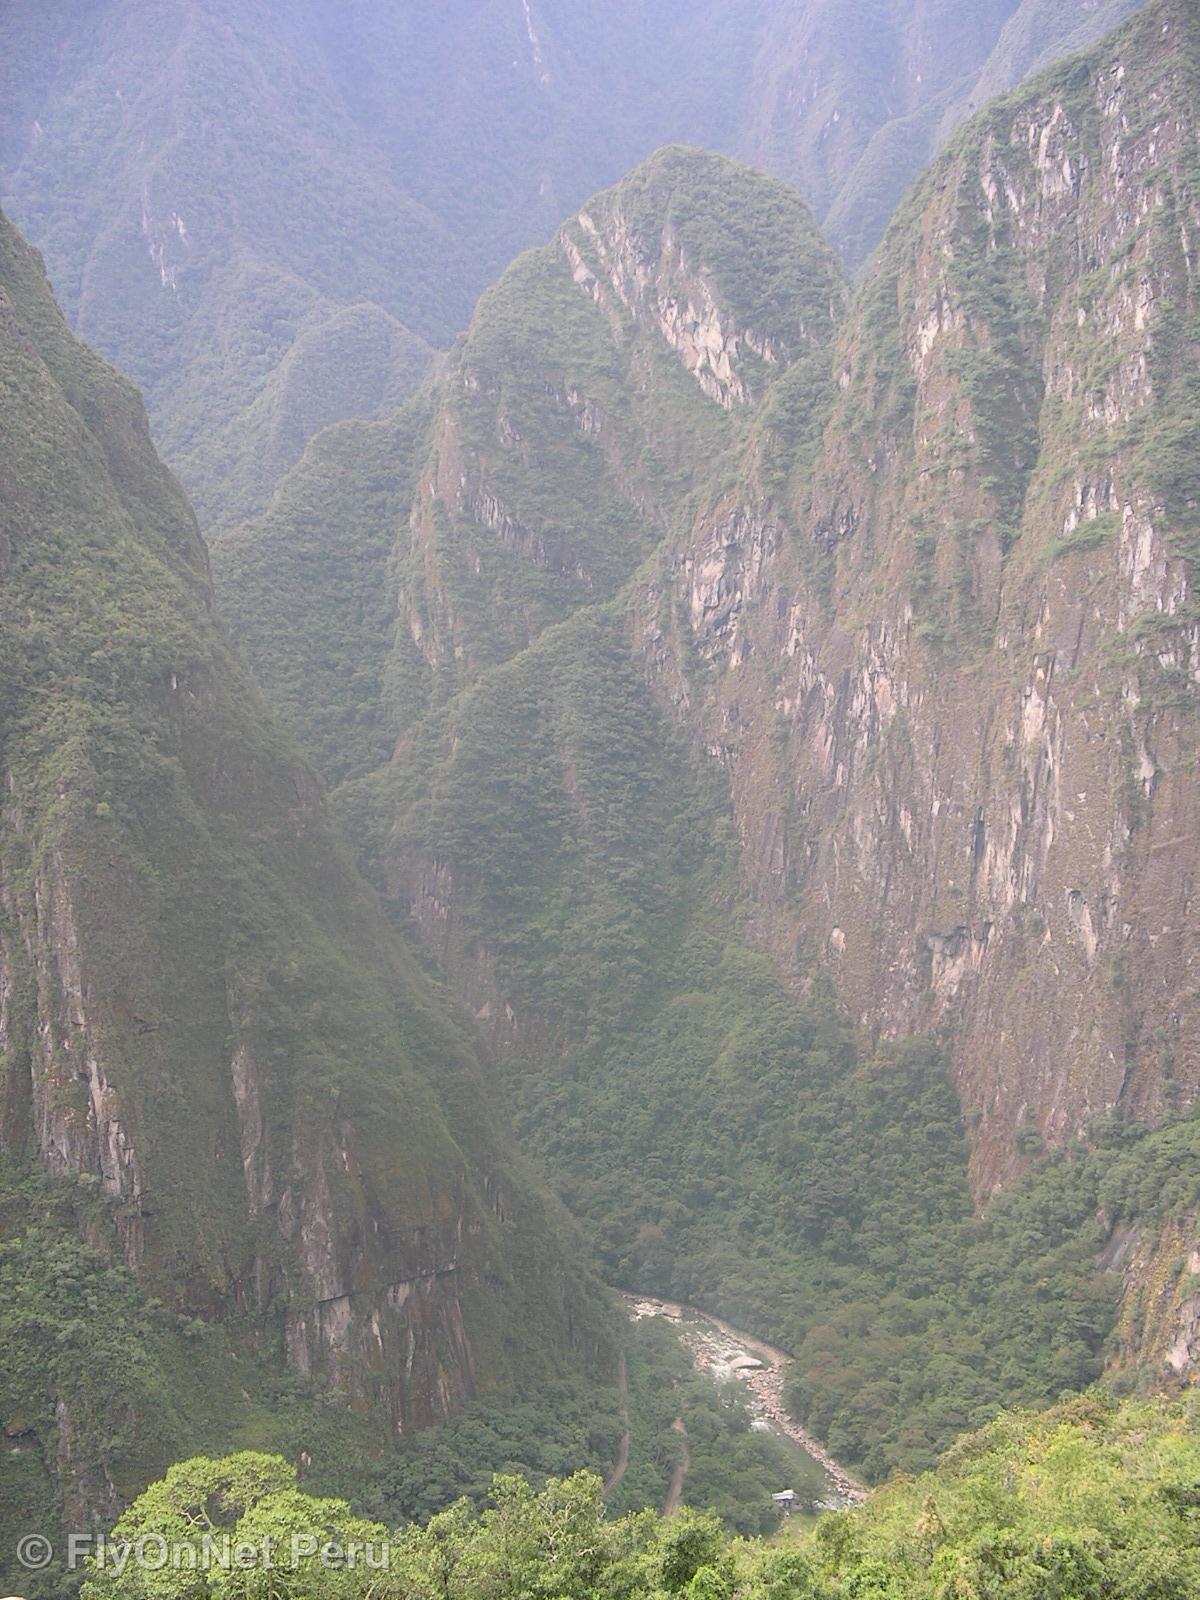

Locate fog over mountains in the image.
[1,0,1146,530]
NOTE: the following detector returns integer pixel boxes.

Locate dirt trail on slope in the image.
[662,1418,690,1517]
[605,1349,631,1493]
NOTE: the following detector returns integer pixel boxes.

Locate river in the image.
[621,1292,868,1511]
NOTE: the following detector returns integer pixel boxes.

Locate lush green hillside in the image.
[0,202,619,1582]
[0,1163,400,1595]
[205,2,1200,1494]
[366,144,847,704]
[211,398,434,785]
[366,1312,798,1538]
[82,1390,1200,1598]
[164,286,434,534]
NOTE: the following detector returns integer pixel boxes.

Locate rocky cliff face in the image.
[0,206,612,1508]
[651,0,1200,1195]
[370,2,1200,1324]
[745,0,1150,266]
[351,23,1200,1205]
[211,2,1200,1413]
[1110,1210,1200,1375]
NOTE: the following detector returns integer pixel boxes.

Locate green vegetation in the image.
[788,1106,1200,1479]
[82,1391,1200,1598]
[172,291,434,534]
[8,2,1200,1588]
[607,1317,802,1535]
[211,398,434,783]
[367,1315,795,1538]
[199,0,1200,1528]
[0,1163,401,1600]
[217,145,843,768]
[308,8,1200,1492]
[405,240,713,688]
[0,0,453,530]
[0,1160,797,1597]
[393,147,838,701]
[0,203,619,1577]
[610,148,846,359]
[1134,163,1200,570]
[958,0,1146,127]
[1049,510,1120,558]
[366,598,1200,1484]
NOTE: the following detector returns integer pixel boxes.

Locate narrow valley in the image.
[2,1,1200,1595]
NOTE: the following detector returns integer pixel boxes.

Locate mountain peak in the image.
[561,144,845,408]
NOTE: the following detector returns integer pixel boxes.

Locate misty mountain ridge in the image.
[1,0,1150,535]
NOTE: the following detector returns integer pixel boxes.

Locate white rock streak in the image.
[520,0,550,84]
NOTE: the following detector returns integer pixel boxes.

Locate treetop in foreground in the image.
[83,1391,1200,1599]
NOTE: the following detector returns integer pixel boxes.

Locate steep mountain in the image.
[0,0,731,531]
[0,206,615,1557]
[213,146,846,768]
[657,0,1200,1198]
[0,0,1150,533]
[764,0,1149,267]
[218,1,1200,1479]
[222,120,1200,1483]
[211,398,435,787]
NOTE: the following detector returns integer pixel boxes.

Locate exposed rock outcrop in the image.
[394,148,844,698]
[647,0,1200,1196]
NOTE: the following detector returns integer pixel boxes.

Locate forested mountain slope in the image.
[214,147,846,770]
[0,0,1148,533]
[83,1390,1200,1600]
[0,207,615,1555]
[7,0,1200,1579]
[224,99,1200,1482]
